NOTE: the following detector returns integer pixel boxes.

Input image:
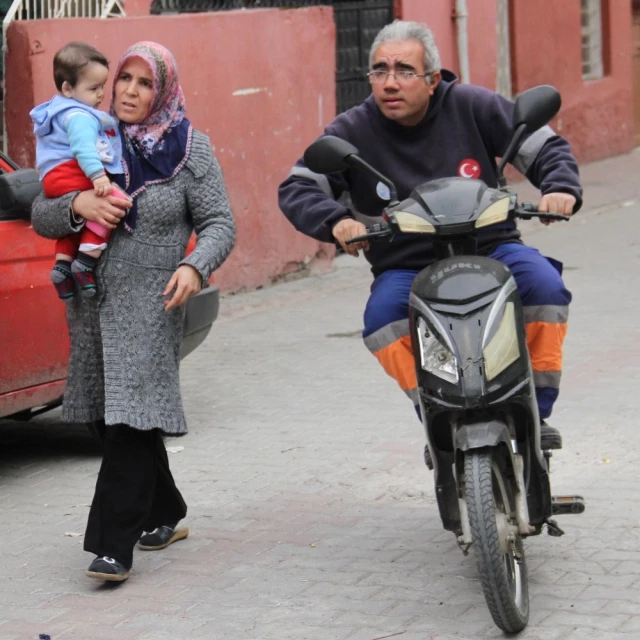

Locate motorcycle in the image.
[303,85,585,633]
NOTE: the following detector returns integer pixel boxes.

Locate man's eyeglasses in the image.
[367,69,431,84]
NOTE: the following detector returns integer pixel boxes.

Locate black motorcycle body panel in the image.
[302,86,576,632]
[409,256,552,535]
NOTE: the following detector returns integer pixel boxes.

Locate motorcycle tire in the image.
[465,449,529,633]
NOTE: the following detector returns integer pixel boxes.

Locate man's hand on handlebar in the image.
[538,192,576,226]
[332,218,370,256]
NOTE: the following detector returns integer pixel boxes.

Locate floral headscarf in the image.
[111,41,193,231]
[113,40,187,156]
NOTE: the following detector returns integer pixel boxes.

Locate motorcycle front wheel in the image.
[465,449,529,633]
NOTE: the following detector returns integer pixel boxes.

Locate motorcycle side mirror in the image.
[513,85,561,133]
[496,85,562,189]
[303,134,399,203]
[303,135,359,174]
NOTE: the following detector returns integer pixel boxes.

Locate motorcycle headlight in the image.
[417,317,458,383]
[475,197,511,229]
[394,211,436,234]
[483,301,520,381]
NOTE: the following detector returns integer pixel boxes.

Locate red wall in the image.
[124,0,153,16]
[401,0,634,163]
[510,0,634,162]
[5,8,336,292]
[5,3,636,294]
[400,0,498,90]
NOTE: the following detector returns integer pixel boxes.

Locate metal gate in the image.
[149,0,394,114]
[334,0,393,112]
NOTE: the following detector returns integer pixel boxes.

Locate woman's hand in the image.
[163,265,203,311]
[72,190,129,230]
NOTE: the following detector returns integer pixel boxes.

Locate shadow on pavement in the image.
[0,410,101,465]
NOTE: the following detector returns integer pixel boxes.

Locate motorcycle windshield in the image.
[394,178,508,230]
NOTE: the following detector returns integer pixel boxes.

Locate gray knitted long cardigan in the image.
[31,130,236,436]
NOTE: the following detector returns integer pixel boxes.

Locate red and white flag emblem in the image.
[458,158,481,179]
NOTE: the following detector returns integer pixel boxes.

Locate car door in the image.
[0,162,221,419]
[0,166,69,418]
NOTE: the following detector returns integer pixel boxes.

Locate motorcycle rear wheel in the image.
[465,449,529,633]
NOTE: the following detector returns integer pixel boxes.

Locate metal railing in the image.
[150,0,325,12]
[1,0,126,152]
[4,0,125,21]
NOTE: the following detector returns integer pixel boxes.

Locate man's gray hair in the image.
[369,20,441,73]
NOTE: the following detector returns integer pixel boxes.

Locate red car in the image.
[0,152,219,421]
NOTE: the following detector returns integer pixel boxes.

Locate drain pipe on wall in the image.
[453,0,470,84]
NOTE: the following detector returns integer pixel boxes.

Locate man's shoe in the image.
[540,420,563,450]
[424,444,434,470]
[86,556,130,582]
[138,525,189,551]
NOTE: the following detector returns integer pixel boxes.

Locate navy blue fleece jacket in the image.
[278,71,582,276]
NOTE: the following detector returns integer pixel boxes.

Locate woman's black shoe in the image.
[86,556,130,582]
[138,525,189,550]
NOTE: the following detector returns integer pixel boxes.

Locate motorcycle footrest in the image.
[551,495,586,515]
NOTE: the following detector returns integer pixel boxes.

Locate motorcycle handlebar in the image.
[344,203,571,245]
[514,202,571,222]
[344,223,391,245]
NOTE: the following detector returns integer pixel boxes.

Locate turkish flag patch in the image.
[458,158,481,179]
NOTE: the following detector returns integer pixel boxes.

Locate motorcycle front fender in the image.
[454,420,534,537]
[454,420,512,452]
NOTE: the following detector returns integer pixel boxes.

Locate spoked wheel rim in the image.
[491,460,527,615]
[465,449,529,633]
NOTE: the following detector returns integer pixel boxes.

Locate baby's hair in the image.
[53,41,108,91]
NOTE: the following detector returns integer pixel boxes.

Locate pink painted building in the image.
[399,0,634,162]
[3,1,636,292]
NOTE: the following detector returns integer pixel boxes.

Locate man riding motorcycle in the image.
[278,20,582,460]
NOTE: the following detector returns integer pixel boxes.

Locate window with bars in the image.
[581,0,604,79]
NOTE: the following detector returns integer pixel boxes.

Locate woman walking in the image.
[31,41,236,581]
